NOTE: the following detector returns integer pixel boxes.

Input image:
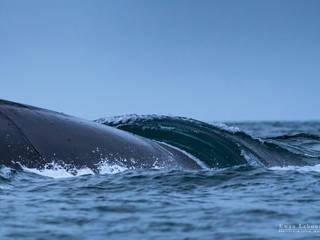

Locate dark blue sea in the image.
[1,121,320,240]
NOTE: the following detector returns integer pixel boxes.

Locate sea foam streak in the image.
[270,164,320,173]
[21,161,129,179]
[22,164,94,178]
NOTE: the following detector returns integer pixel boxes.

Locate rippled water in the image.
[1,122,320,240]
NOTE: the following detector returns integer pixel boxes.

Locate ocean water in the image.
[1,121,320,240]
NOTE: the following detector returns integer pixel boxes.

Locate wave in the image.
[2,115,319,179]
[97,115,320,168]
[0,165,15,181]
[269,164,320,173]
[266,133,320,141]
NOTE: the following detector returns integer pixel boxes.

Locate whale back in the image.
[0,100,201,170]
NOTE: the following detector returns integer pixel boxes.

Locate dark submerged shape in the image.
[0,100,201,171]
[1,99,318,172]
[98,115,320,168]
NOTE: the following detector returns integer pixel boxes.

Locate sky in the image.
[0,0,319,121]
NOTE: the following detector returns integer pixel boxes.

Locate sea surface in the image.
[1,121,320,240]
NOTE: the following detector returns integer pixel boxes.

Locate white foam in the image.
[21,160,129,179]
[210,122,240,133]
[22,164,94,179]
[96,161,129,174]
[95,114,157,125]
[270,164,320,173]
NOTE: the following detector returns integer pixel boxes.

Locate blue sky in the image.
[0,0,319,121]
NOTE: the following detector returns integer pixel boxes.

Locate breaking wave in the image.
[97,115,320,169]
[1,115,320,179]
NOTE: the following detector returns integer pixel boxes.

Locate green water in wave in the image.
[100,116,247,168]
